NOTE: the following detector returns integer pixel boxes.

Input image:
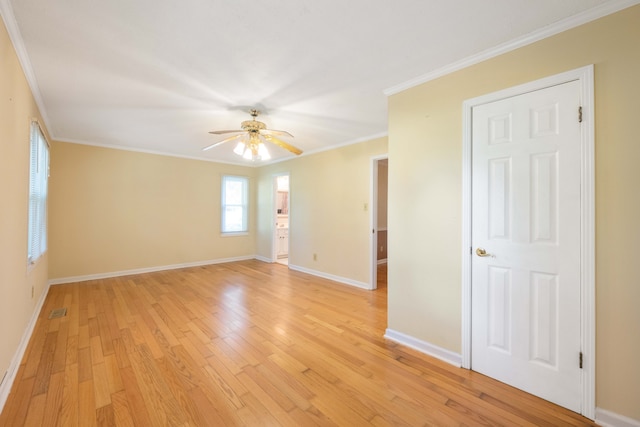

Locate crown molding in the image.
[0,0,53,133]
[384,0,640,96]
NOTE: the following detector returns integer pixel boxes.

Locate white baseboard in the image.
[384,328,462,367]
[288,264,372,290]
[596,408,640,427]
[254,255,272,263]
[48,255,256,285]
[0,281,51,414]
[48,257,374,292]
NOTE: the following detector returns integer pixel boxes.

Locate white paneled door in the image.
[471,80,582,412]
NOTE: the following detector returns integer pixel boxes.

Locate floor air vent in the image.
[48,308,67,319]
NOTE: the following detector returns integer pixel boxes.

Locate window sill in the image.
[27,251,47,273]
[221,232,249,237]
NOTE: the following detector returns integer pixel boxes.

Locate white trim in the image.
[461,65,595,418]
[41,132,390,169]
[0,281,51,414]
[384,329,462,367]
[288,264,371,290]
[384,0,640,96]
[271,172,290,263]
[0,0,52,132]
[220,232,249,237]
[48,255,255,285]
[56,138,255,166]
[370,154,388,290]
[596,408,640,427]
[263,132,388,167]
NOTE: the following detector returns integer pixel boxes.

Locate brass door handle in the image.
[476,248,492,257]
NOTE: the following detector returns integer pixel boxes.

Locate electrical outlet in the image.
[313,253,317,261]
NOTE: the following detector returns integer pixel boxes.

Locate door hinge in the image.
[579,352,583,369]
[578,106,583,123]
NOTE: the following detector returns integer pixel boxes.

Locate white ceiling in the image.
[2,0,635,165]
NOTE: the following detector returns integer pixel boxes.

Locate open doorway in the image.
[273,174,290,266]
[371,156,388,289]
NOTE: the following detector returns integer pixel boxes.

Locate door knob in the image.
[476,248,492,257]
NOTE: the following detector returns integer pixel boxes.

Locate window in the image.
[221,175,248,234]
[28,120,49,264]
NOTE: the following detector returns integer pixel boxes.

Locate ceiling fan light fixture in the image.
[257,141,270,160]
[205,109,301,160]
[233,141,246,156]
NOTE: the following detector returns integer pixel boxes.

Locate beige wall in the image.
[388,5,640,420]
[48,136,387,286]
[256,138,388,285]
[0,19,49,386]
[5,3,639,421]
[49,142,257,279]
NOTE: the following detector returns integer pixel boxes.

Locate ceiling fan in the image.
[203,109,303,161]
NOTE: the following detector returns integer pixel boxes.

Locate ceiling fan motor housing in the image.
[241,119,266,133]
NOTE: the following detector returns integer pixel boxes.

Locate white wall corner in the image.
[254,255,272,263]
[596,408,640,427]
[0,281,51,414]
[384,328,462,367]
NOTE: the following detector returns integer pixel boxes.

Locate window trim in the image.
[221,174,249,235]
[27,119,50,265]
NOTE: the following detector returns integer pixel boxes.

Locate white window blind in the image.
[28,120,49,264]
[221,175,248,233]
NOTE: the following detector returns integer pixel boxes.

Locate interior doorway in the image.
[370,155,388,289]
[461,65,595,418]
[273,174,290,266]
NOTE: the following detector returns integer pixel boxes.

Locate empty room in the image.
[1,1,639,426]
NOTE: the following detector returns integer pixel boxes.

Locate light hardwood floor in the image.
[0,260,597,426]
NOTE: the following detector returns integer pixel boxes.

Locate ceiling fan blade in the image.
[208,129,243,135]
[202,133,244,151]
[261,129,294,138]
[264,135,303,155]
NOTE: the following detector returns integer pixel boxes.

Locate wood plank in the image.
[110,390,136,427]
[91,362,111,409]
[32,331,58,396]
[52,321,70,373]
[77,380,96,427]
[95,404,115,427]
[103,354,124,394]
[23,392,46,427]
[0,261,597,426]
[127,344,189,426]
[77,346,93,383]
[58,362,79,427]
[41,370,64,427]
[118,366,154,427]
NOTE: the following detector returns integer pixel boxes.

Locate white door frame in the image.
[461,65,595,418]
[272,172,290,263]
[370,154,388,290]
